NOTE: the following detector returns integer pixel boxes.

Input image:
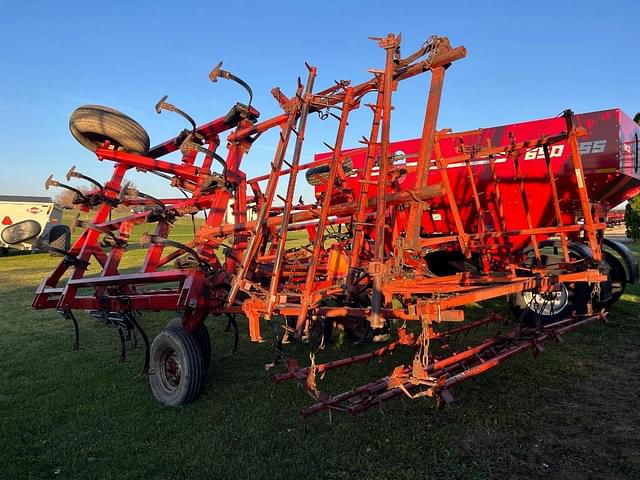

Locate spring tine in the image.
[127,312,150,374]
[266,319,285,363]
[129,326,138,349]
[227,313,239,354]
[63,310,80,350]
[117,327,127,362]
[223,313,239,355]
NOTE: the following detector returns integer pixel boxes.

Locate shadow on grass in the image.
[1,282,639,479]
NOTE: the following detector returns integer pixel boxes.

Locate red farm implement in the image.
[31,33,640,415]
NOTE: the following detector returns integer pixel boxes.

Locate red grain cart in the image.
[314,108,640,241]
[309,108,640,317]
[607,210,625,226]
[30,34,637,415]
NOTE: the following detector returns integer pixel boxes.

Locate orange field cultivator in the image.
[27,33,639,415]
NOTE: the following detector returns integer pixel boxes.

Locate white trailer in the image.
[0,195,69,254]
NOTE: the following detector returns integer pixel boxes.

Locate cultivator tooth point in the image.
[436,389,454,408]
[33,33,637,414]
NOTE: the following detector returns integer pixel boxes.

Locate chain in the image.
[307,351,318,394]
[590,281,601,303]
[417,302,437,368]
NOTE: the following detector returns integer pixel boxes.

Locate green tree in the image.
[625,194,640,240]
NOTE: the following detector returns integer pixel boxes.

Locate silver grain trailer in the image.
[0,195,69,254]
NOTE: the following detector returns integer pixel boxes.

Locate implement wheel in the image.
[511,242,592,326]
[149,326,204,406]
[600,252,626,307]
[69,105,150,155]
[167,317,211,372]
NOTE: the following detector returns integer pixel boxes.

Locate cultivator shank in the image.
[34,33,624,414]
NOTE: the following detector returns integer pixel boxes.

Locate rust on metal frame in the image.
[32,33,612,417]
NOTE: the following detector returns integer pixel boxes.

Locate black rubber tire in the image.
[48,225,71,256]
[69,105,150,155]
[511,245,588,326]
[600,252,626,307]
[149,326,204,406]
[309,316,333,351]
[305,157,354,186]
[511,282,592,327]
[167,317,211,372]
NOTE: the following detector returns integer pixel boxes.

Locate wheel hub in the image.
[523,284,569,317]
[160,349,182,389]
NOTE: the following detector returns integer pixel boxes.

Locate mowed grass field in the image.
[0,227,639,479]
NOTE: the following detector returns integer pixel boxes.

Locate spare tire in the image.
[69,105,150,155]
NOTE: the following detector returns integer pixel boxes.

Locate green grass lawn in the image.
[0,241,639,479]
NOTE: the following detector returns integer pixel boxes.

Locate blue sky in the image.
[0,0,638,200]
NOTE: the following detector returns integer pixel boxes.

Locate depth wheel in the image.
[149,326,204,406]
[167,317,211,372]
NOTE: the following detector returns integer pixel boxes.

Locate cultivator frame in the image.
[34,33,612,414]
